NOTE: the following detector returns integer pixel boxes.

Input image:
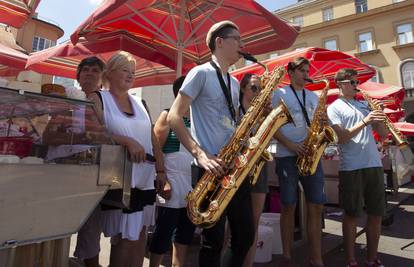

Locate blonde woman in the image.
[90,51,166,267]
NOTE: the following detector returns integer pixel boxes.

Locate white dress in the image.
[99,91,155,241]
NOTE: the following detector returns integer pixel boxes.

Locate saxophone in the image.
[359,89,414,164]
[187,52,293,228]
[297,79,338,176]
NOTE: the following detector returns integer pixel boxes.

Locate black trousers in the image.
[193,165,255,267]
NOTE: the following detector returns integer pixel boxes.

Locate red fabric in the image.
[316,81,405,110]
[0,43,28,71]
[70,0,299,70]
[393,122,414,136]
[232,47,376,91]
[0,0,41,28]
[26,34,178,87]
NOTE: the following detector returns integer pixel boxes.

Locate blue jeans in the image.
[275,156,326,205]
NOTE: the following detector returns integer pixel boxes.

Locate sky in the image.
[36,0,297,43]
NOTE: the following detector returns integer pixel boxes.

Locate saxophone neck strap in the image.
[289,85,311,127]
[210,61,236,123]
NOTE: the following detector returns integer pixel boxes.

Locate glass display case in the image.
[0,87,131,251]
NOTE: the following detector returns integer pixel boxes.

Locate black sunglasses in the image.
[250,85,260,92]
[340,80,360,86]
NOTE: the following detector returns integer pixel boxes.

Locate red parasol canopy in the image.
[232,47,376,91]
[393,122,414,137]
[0,0,41,28]
[0,42,28,71]
[26,34,178,87]
[318,81,405,110]
[70,0,299,76]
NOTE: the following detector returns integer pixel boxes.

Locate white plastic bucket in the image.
[254,225,273,263]
[260,212,282,254]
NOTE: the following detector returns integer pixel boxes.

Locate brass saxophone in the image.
[187,52,293,228]
[297,79,338,176]
[359,89,414,164]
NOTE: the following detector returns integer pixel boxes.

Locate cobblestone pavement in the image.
[69,184,414,267]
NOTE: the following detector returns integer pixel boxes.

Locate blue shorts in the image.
[149,207,196,254]
[275,156,326,205]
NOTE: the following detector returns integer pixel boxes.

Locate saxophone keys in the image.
[235,154,248,168]
[222,174,236,189]
[247,136,259,149]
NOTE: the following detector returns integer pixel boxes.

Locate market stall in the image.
[0,86,131,266]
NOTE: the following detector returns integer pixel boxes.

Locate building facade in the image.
[7,14,64,85]
[242,0,414,120]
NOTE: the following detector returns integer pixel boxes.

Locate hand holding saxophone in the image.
[364,110,387,125]
[288,142,308,156]
[196,149,227,176]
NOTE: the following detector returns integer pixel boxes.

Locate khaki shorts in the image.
[339,167,385,217]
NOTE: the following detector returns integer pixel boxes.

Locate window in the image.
[358,32,373,52]
[401,61,414,89]
[355,0,368,14]
[292,15,304,27]
[368,65,383,83]
[32,36,55,52]
[322,7,334,22]
[324,39,337,50]
[397,23,413,45]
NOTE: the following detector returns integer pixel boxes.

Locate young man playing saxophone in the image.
[327,68,387,267]
[272,57,326,267]
[167,20,254,267]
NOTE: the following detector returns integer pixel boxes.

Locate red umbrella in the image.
[232,47,376,91]
[320,82,405,110]
[0,0,41,28]
[393,122,414,137]
[26,34,178,87]
[71,0,299,76]
[0,43,28,71]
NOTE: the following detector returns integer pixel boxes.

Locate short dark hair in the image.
[334,68,358,84]
[173,76,186,98]
[287,57,310,73]
[208,25,239,52]
[77,56,105,81]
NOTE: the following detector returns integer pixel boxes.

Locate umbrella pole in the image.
[176,0,185,78]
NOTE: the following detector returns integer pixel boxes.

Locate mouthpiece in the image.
[304,78,314,83]
[238,51,267,70]
[238,51,258,63]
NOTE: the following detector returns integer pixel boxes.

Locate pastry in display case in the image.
[0,86,132,265]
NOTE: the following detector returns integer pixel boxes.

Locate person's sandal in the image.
[365,259,384,267]
[346,260,359,267]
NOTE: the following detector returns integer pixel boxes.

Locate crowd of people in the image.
[70,20,388,267]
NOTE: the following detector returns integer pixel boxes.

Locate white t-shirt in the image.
[327,98,382,171]
[272,85,319,157]
[180,61,240,156]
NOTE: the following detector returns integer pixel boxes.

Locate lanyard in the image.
[290,85,311,127]
[210,61,236,123]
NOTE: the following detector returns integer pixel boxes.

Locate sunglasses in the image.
[250,85,260,92]
[339,80,360,86]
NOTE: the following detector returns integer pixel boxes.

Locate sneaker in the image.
[365,259,384,267]
[346,260,359,267]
